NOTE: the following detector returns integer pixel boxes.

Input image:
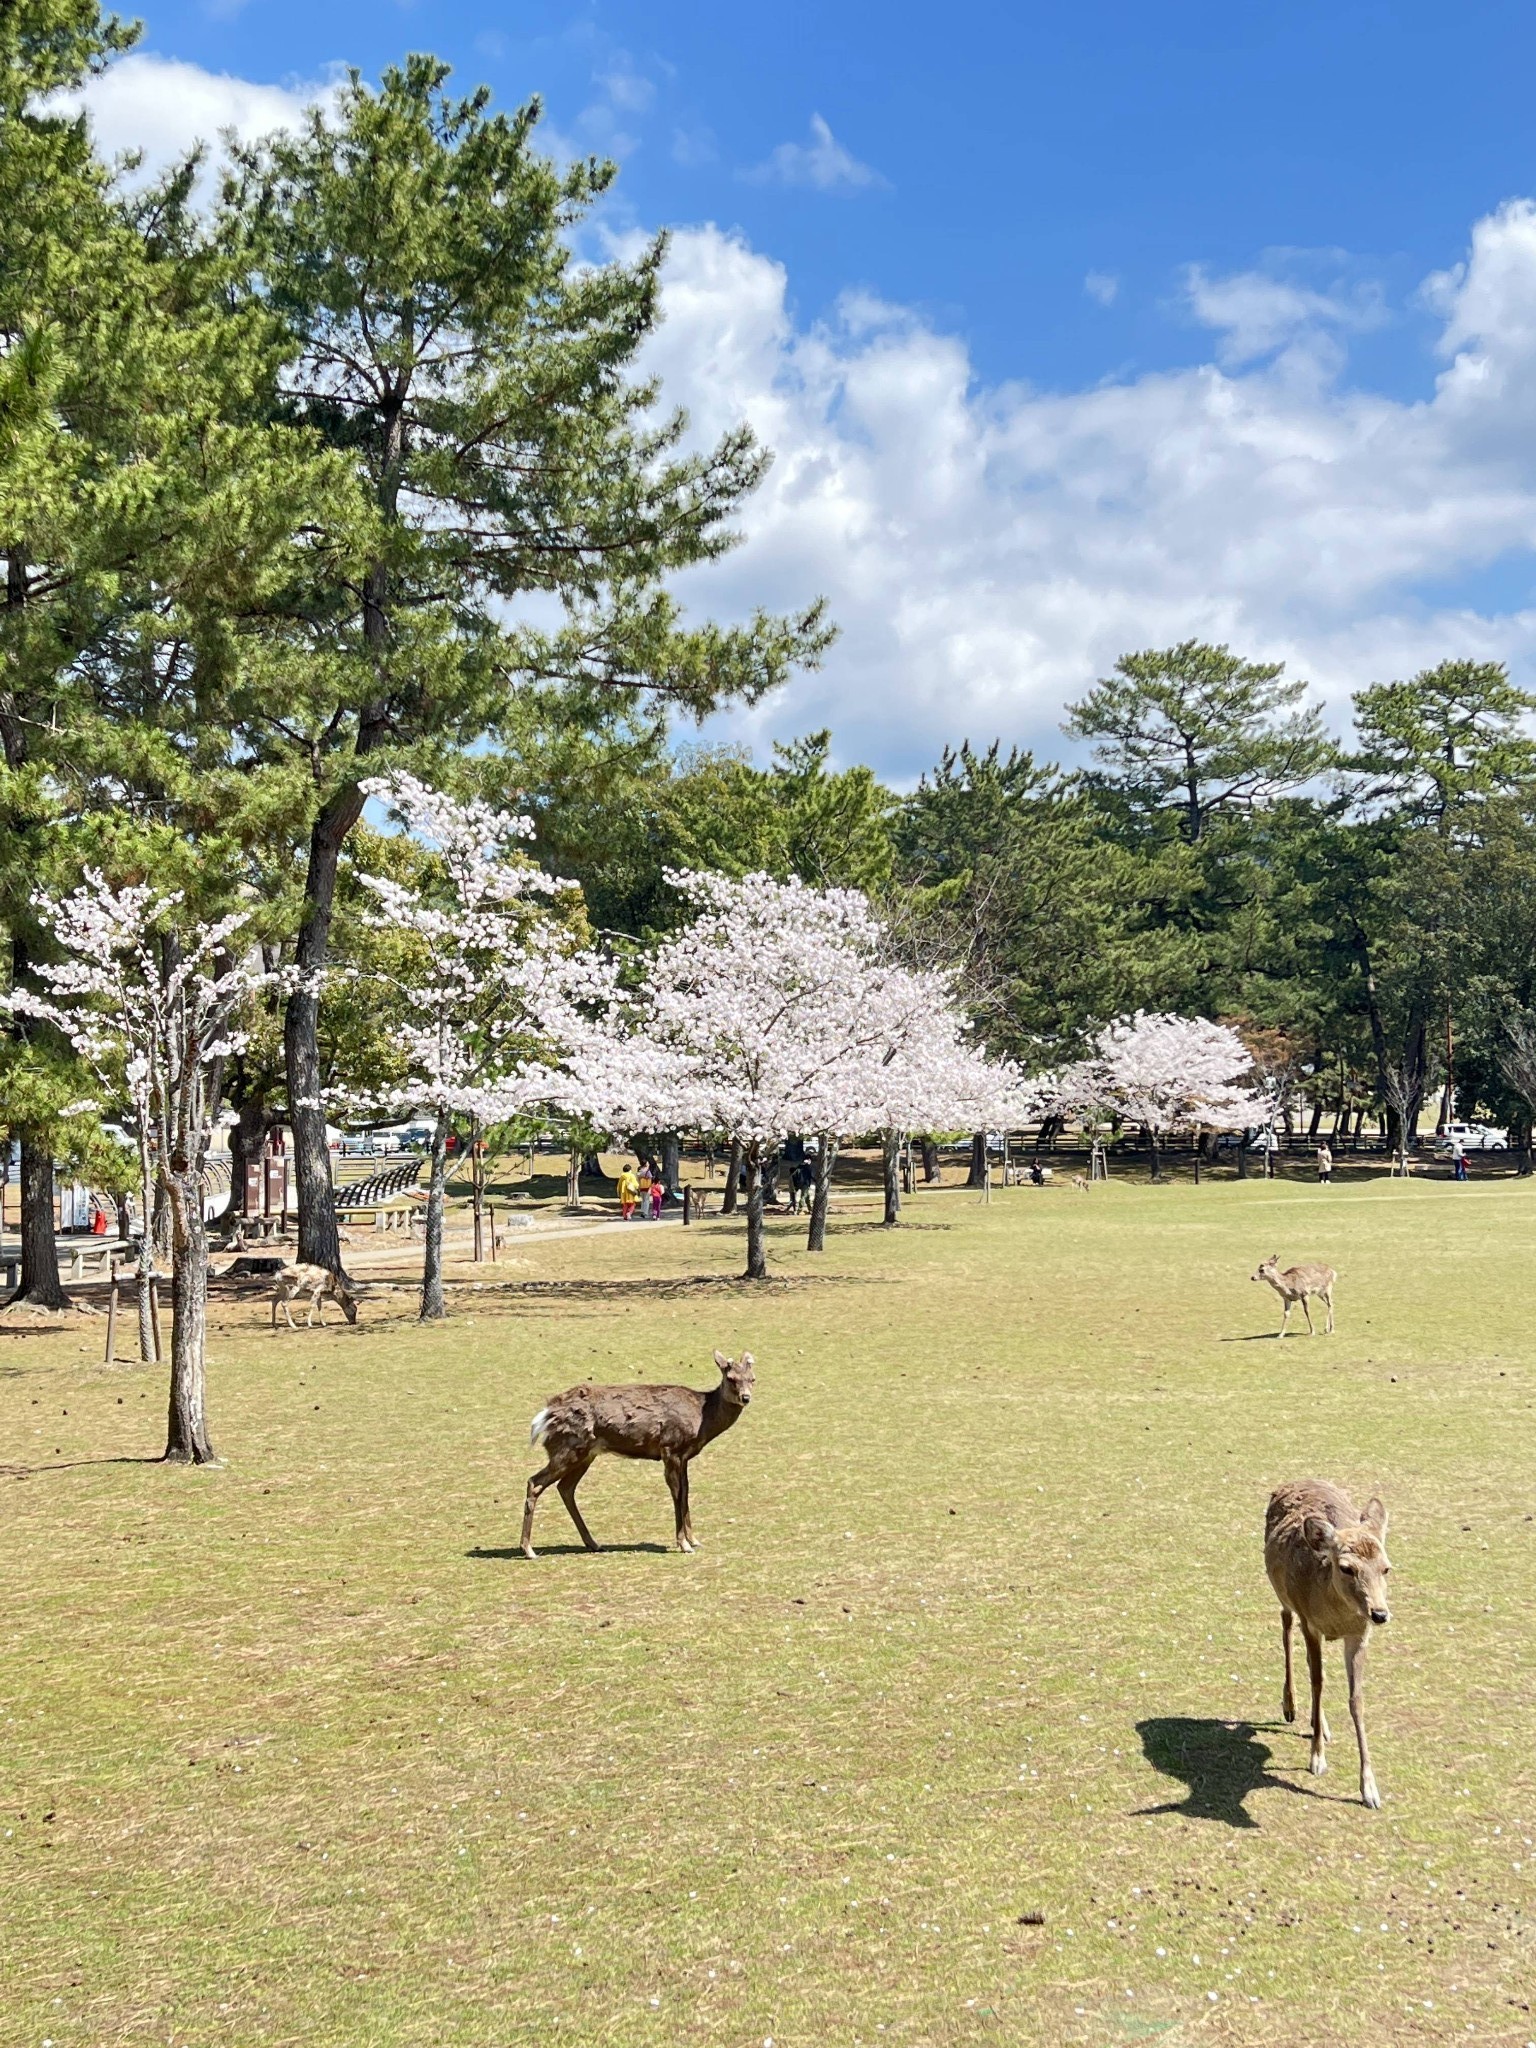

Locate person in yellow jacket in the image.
[617,1161,641,1221]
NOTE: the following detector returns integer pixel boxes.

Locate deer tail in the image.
[529,1407,552,1448]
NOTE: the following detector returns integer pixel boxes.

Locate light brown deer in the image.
[521,1350,755,1558]
[1252,1253,1336,1335]
[1264,1480,1392,1807]
[270,1263,359,1331]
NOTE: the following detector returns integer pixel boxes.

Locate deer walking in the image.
[1252,1253,1336,1335]
[1264,1480,1392,1807]
[521,1350,755,1558]
[269,1263,359,1330]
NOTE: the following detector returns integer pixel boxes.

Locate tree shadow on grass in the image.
[1135,1716,1335,1827]
[480,1274,867,1308]
[3,1455,164,1479]
[466,1542,671,1560]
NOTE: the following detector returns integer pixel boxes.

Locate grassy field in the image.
[2,1171,1534,2047]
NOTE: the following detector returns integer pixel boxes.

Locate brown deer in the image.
[520,1349,755,1558]
[1252,1253,1336,1335]
[1264,1480,1392,1807]
[270,1263,359,1331]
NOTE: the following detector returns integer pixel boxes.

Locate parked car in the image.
[1432,1121,1508,1153]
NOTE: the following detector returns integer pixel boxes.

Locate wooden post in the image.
[488,1201,498,1264]
[104,1276,119,1365]
[149,1276,163,1364]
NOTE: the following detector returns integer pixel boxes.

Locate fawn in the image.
[1252,1253,1336,1335]
[521,1349,755,1558]
[270,1263,359,1331]
[1264,1480,1392,1807]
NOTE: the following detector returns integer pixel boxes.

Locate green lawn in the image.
[3,1174,1533,2047]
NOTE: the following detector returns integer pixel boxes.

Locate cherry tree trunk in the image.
[720,1137,743,1216]
[920,1136,940,1184]
[420,1113,450,1321]
[566,1148,583,1212]
[1148,1130,1163,1182]
[661,1131,681,1199]
[219,1094,269,1224]
[164,1177,216,1464]
[9,1137,69,1309]
[882,1129,902,1226]
[806,1139,837,1253]
[743,1145,767,1280]
[965,1132,987,1187]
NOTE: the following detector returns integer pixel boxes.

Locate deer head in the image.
[713,1349,755,1408]
[1304,1498,1391,1627]
[1251,1254,1282,1283]
[336,1278,360,1325]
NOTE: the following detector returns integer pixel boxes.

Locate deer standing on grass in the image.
[1264,1480,1392,1807]
[270,1263,359,1331]
[521,1350,755,1558]
[1252,1253,1336,1335]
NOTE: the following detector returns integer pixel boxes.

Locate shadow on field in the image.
[466,1542,670,1560]
[1136,1716,1327,1827]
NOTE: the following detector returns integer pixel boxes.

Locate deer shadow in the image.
[1135,1716,1333,1828]
[466,1541,672,1561]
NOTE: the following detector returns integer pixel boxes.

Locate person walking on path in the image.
[617,1161,641,1221]
[1453,1139,1470,1182]
[1316,1142,1333,1184]
[648,1171,666,1220]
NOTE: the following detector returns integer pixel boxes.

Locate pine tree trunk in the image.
[220,1094,269,1223]
[721,1136,743,1216]
[882,1129,902,1226]
[965,1131,986,1187]
[9,1136,69,1309]
[420,1113,450,1320]
[806,1139,836,1252]
[285,789,366,1274]
[743,1144,767,1280]
[164,1176,215,1464]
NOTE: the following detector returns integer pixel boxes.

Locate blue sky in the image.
[75,1,1536,777]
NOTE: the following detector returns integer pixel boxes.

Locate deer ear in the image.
[713,1349,732,1373]
[1303,1514,1336,1560]
[738,1351,755,1370]
[1361,1496,1388,1538]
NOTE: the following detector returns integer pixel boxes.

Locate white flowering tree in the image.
[561,871,1030,1273]
[1,875,269,1463]
[1050,1011,1260,1180]
[356,775,587,1320]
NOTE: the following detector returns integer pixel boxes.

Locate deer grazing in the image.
[1264,1480,1392,1807]
[1252,1252,1336,1335]
[269,1263,359,1331]
[521,1349,755,1559]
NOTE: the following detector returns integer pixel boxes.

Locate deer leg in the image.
[1303,1623,1328,1773]
[1324,1286,1335,1335]
[1301,1293,1316,1336]
[678,1460,696,1549]
[282,1294,300,1331]
[557,1455,599,1552]
[1280,1607,1296,1722]
[1344,1634,1379,1807]
[521,1461,563,1559]
[1279,1297,1291,1337]
[664,1458,694,1552]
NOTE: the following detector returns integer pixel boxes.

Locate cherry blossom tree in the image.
[1048,1011,1260,1181]
[356,775,587,1319]
[561,871,1030,1273]
[2,876,269,1463]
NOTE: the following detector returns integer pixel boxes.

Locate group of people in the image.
[617,1158,670,1221]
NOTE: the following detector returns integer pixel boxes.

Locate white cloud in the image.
[1182,254,1387,369]
[63,52,340,180]
[1084,271,1119,307]
[633,209,1536,779]
[743,114,885,193]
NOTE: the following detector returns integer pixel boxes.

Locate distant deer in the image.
[1252,1253,1336,1335]
[521,1349,755,1558]
[270,1263,359,1331]
[1264,1480,1392,1807]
